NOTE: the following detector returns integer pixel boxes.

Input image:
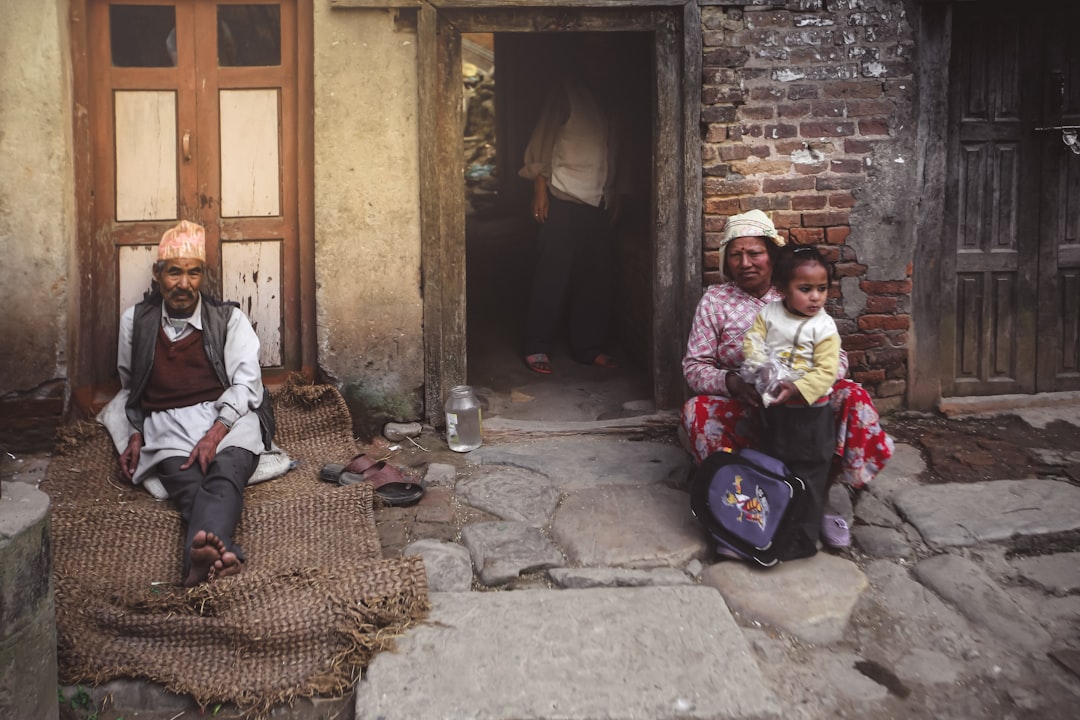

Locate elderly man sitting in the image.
[102,220,275,586]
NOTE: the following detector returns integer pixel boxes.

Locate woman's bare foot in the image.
[185,530,226,587]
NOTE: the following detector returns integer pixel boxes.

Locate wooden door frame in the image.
[415,0,702,424]
[68,0,316,413]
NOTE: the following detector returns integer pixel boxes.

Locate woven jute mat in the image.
[42,375,430,718]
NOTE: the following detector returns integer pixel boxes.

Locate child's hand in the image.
[771,381,801,406]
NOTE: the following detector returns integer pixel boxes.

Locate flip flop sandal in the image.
[319,453,380,484]
[525,353,553,375]
[592,353,619,369]
[338,461,425,506]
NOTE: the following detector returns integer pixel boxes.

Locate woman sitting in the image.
[681,209,894,548]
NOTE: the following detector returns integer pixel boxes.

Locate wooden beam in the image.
[418,3,443,425]
[678,0,702,408]
[332,0,686,8]
[330,0,421,9]
[447,7,667,33]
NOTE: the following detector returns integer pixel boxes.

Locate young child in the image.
[742,245,840,559]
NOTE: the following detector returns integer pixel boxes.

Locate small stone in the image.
[685,559,704,578]
[424,463,457,487]
[383,421,422,441]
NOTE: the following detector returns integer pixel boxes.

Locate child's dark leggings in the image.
[763,403,835,560]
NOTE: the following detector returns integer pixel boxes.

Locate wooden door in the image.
[943,1,1080,396]
[85,0,305,390]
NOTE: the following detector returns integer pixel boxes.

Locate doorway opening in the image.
[461,31,656,422]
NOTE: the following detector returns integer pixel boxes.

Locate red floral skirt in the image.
[681,379,894,489]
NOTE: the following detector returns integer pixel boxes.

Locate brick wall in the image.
[700,0,914,405]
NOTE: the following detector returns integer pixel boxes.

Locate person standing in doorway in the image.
[519,35,628,375]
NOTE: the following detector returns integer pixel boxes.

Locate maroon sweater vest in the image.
[141,326,225,412]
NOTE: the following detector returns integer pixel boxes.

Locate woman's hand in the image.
[532,176,549,223]
[725,372,763,408]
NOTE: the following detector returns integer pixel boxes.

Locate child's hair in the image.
[773,245,831,288]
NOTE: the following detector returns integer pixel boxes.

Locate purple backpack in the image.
[689,447,810,567]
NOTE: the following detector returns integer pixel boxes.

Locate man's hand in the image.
[726,372,763,409]
[120,432,143,480]
[181,420,229,474]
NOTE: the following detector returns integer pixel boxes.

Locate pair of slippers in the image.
[319,453,425,506]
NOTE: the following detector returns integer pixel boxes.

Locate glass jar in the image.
[444,385,482,452]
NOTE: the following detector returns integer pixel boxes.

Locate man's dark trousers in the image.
[158,447,258,572]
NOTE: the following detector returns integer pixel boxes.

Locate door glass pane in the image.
[110,5,177,67]
[218,5,281,67]
[219,89,280,217]
[114,91,178,221]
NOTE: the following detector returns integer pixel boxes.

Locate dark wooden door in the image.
[943,1,1080,396]
[84,0,306,391]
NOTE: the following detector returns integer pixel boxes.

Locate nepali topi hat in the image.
[158,220,206,262]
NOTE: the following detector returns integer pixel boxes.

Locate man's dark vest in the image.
[125,291,275,449]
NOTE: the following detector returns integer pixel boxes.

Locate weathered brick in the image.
[846,98,895,116]
[789,227,824,245]
[816,175,862,191]
[791,194,828,211]
[858,314,911,331]
[861,279,912,294]
[867,348,909,367]
[828,192,855,208]
[778,102,812,118]
[811,100,847,117]
[826,225,851,244]
[750,86,785,101]
[740,105,776,120]
[842,333,886,351]
[853,369,886,384]
[819,245,841,263]
[840,245,859,261]
[865,296,898,313]
[704,196,744,214]
[835,318,857,336]
[705,67,740,85]
[789,47,845,65]
[835,261,868,278]
[829,158,864,173]
[740,123,764,138]
[843,138,874,153]
[704,250,722,271]
[705,125,727,144]
[703,163,730,177]
[730,159,788,175]
[702,31,727,49]
[787,84,820,100]
[803,210,850,227]
[801,121,856,137]
[704,47,752,67]
[885,364,907,380]
[716,144,749,161]
[845,349,867,367]
[877,379,907,398]
[793,160,828,175]
[859,118,890,136]
[704,176,762,196]
[771,211,803,229]
[703,215,729,233]
[750,144,773,158]
[704,233,724,251]
[823,81,883,99]
[763,123,799,138]
[762,176,815,193]
[746,10,792,28]
[743,195,775,212]
[703,86,750,105]
[704,270,726,285]
[702,106,739,124]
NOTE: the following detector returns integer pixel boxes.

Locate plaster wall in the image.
[312,7,424,431]
[0,0,74,396]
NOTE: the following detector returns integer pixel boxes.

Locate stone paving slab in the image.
[460,520,564,586]
[355,586,780,720]
[456,465,560,526]
[894,479,1080,548]
[467,436,691,490]
[548,566,694,588]
[701,553,868,646]
[914,553,1052,654]
[1009,551,1080,595]
[551,484,707,568]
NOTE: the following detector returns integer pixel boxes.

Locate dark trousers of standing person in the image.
[762,403,835,560]
[158,447,258,574]
[525,195,614,364]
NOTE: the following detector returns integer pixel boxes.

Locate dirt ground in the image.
[881,411,1080,485]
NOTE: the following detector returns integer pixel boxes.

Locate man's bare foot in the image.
[213,550,242,581]
[185,530,226,587]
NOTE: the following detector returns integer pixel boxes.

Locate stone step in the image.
[355,586,780,720]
